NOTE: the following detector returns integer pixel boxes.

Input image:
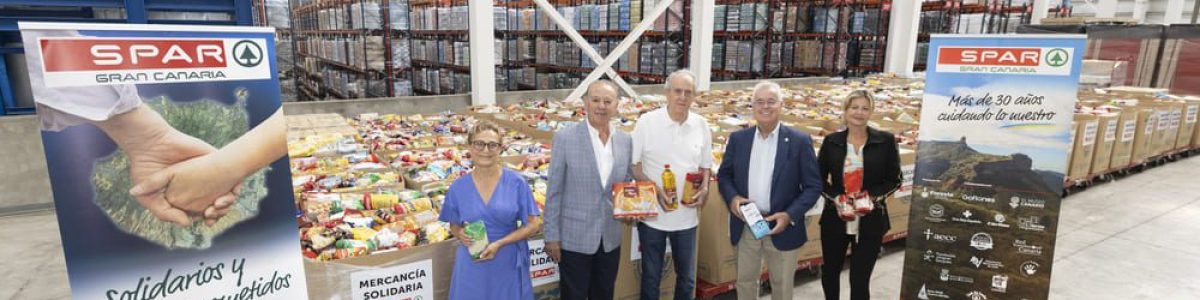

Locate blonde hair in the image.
[468,121,503,143]
[843,90,875,111]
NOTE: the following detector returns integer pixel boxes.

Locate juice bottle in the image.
[662,164,677,210]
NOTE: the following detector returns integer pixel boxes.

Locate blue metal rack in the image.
[0,0,255,115]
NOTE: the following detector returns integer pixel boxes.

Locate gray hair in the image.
[663,69,696,90]
[752,81,782,99]
[585,79,621,98]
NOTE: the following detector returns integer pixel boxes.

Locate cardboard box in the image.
[1108,108,1139,169]
[1175,101,1198,150]
[1131,108,1160,164]
[697,190,737,285]
[1152,107,1175,155]
[1090,113,1120,175]
[1066,121,1077,172]
[614,222,679,300]
[1188,98,1200,148]
[1069,114,1099,181]
[886,214,909,238]
[1158,104,1184,152]
[304,240,456,300]
[696,182,824,285]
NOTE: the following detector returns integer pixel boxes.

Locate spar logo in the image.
[232,40,264,67]
[1045,48,1069,67]
[936,46,1074,75]
[37,37,270,87]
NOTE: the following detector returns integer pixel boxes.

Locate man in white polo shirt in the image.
[631,69,712,300]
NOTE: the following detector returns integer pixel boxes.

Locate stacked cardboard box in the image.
[1068,114,1100,182]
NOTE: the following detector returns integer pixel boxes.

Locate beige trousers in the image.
[736,227,800,300]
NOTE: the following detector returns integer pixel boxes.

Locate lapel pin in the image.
[785,137,789,142]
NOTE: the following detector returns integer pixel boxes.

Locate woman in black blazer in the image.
[817,90,902,300]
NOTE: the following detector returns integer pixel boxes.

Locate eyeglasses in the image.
[470,141,504,151]
[753,99,781,107]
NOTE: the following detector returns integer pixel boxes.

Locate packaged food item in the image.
[464,220,489,259]
[843,168,873,215]
[854,193,874,215]
[739,202,771,239]
[682,171,703,205]
[837,195,857,221]
[612,181,660,218]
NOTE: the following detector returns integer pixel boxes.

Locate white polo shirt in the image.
[632,108,714,231]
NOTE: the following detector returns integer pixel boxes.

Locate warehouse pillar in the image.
[689,0,716,92]
[1132,0,1149,22]
[1031,0,1051,24]
[1096,0,1118,18]
[1165,0,1186,24]
[884,0,921,77]
[468,0,497,106]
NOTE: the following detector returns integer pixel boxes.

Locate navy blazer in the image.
[717,125,822,251]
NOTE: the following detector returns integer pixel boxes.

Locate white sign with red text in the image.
[36,37,271,87]
[935,46,1075,76]
[528,239,560,287]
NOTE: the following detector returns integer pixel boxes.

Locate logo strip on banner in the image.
[36,37,271,87]
[935,45,1074,76]
[902,34,1084,300]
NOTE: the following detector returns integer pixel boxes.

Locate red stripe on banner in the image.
[40,39,227,71]
[938,47,1042,67]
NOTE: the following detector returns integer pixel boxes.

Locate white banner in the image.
[350,260,434,300]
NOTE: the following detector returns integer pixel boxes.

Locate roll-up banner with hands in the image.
[19,22,308,299]
[900,35,1085,300]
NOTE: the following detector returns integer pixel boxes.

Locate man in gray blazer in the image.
[545,79,633,300]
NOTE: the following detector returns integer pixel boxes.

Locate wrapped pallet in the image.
[1089,113,1120,176]
[1108,108,1139,169]
[1173,100,1198,151]
[1069,114,1100,182]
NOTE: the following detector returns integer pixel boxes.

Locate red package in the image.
[854,193,874,215]
[844,168,864,195]
[837,195,857,221]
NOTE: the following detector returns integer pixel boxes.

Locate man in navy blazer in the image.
[717,81,821,300]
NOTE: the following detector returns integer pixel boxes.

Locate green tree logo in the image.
[232,40,264,68]
[1045,48,1069,67]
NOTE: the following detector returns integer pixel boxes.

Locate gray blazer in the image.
[544,121,632,254]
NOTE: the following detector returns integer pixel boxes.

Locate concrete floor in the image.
[2,155,1199,300]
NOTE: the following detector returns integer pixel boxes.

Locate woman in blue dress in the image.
[440,121,542,300]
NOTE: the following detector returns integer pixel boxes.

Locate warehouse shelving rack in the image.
[711,0,776,81]
[494,0,689,92]
[289,0,415,100]
[914,0,1039,70]
[0,0,255,115]
[710,0,890,82]
[408,0,469,95]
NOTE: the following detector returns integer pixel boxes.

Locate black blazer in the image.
[817,126,902,234]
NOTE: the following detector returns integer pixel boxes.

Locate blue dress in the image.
[439,169,540,300]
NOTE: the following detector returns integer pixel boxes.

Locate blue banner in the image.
[20,22,308,299]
